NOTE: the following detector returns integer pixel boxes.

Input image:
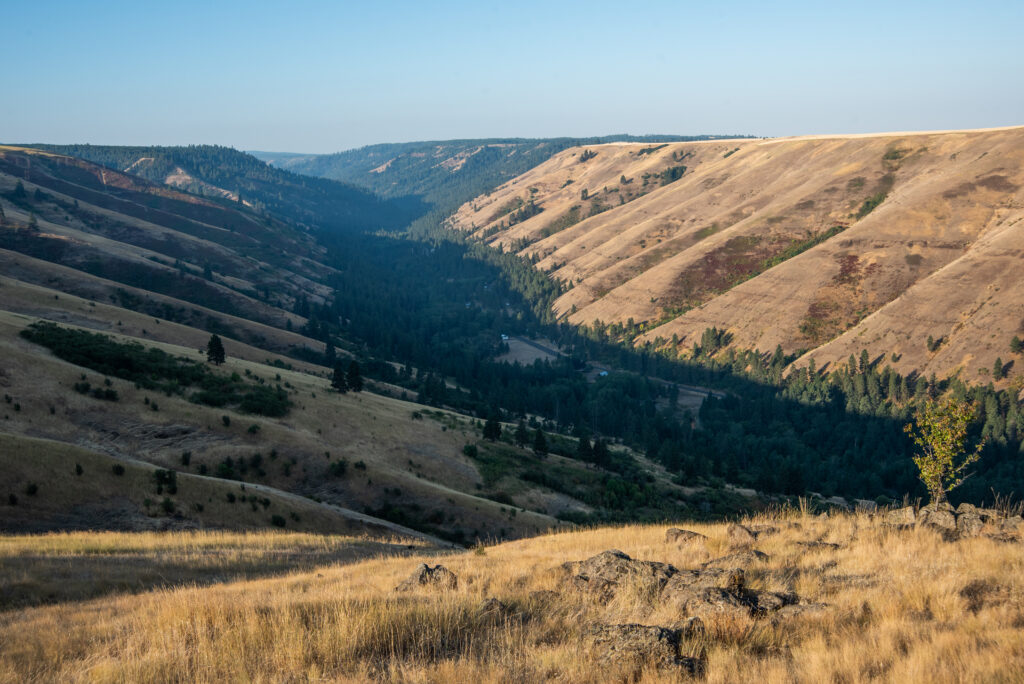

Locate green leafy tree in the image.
[904,397,985,504]
[206,334,226,365]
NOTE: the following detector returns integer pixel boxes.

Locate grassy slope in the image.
[448,127,1024,384]
[0,146,589,542]
[2,512,1022,682]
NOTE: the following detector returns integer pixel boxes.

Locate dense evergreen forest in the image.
[299,205,1024,508]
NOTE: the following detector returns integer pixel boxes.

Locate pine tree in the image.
[483,416,501,441]
[514,419,529,447]
[206,334,226,365]
[346,361,363,392]
[993,357,1005,380]
[1011,336,1023,355]
[576,435,593,462]
[532,428,548,455]
[331,362,349,393]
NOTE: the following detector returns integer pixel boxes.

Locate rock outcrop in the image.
[586,623,707,677]
[395,563,458,591]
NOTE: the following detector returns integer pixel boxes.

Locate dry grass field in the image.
[2,510,1023,682]
[450,127,1024,383]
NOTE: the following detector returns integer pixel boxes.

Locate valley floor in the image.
[2,510,1023,682]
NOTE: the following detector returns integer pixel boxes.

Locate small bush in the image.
[160,498,175,514]
[112,464,126,476]
[7,494,16,506]
[247,424,261,434]
[271,514,286,527]
[181,451,192,466]
[222,415,231,427]
[226,492,236,503]
[24,483,38,496]
[75,463,83,476]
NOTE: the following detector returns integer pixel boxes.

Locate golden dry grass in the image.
[2,511,1023,682]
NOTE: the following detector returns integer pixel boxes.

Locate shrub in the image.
[328,460,348,477]
[75,463,83,476]
[226,492,236,503]
[24,483,38,496]
[160,498,175,514]
[7,494,16,506]
[247,424,261,434]
[112,464,126,476]
[462,444,478,458]
[181,451,192,466]
[271,514,286,527]
[222,415,231,427]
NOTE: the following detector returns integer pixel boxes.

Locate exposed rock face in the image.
[666,528,707,544]
[586,623,706,677]
[394,563,458,591]
[563,550,677,601]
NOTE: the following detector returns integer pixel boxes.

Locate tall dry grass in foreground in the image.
[2,512,1024,682]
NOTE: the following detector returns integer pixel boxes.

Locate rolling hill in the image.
[449,127,1024,384]
[253,136,743,213]
[0,144,748,543]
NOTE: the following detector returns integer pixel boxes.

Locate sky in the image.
[3,0,1022,153]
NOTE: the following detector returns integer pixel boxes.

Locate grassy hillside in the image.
[3,509,1022,681]
[449,127,1024,384]
[28,144,426,234]
[253,136,740,212]
[0,144,751,541]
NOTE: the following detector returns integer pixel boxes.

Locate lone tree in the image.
[331,362,349,393]
[532,428,548,455]
[514,419,529,447]
[904,397,985,504]
[482,416,502,441]
[346,360,363,392]
[206,334,226,365]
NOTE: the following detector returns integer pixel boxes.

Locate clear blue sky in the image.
[3,0,1021,153]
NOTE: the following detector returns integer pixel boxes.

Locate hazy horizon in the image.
[4,0,1022,154]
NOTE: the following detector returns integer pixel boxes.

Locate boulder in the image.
[666,528,707,544]
[701,549,769,568]
[476,598,508,619]
[1001,515,1024,533]
[586,624,706,677]
[884,506,916,526]
[825,496,850,510]
[855,499,878,513]
[395,563,458,591]
[956,503,977,515]
[956,513,984,538]
[563,550,677,601]
[919,507,957,534]
[727,523,757,545]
